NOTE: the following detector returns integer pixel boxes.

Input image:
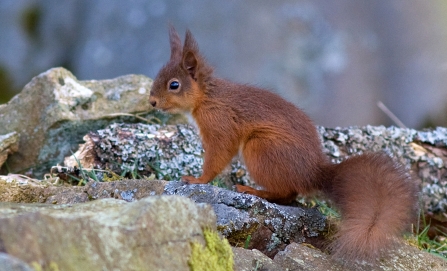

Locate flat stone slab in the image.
[0,196,220,271]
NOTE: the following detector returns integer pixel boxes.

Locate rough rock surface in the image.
[319,126,447,212]
[0,183,447,271]
[0,196,221,271]
[273,242,447,271]
[0,132,19,168]
[164,182,325,258]
[0,177,167,205]
[0,67,183,177]
[233,242,447,271]
[0,177,326,259]
[232,247,283,271]
[0,253,33,271]
[0,180,445,269]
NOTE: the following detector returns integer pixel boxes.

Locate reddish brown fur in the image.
[149,27,419,262]
[321,153,418,261]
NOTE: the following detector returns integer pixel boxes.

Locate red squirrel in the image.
[149,26,418,262]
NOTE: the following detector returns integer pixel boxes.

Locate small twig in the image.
[44,173,60,185]
[7,173,32,180]
[50,165,110,174]
[103,112,161,124]
[136,112,162,124]
[0,174,42,185]
[377,101,407,128]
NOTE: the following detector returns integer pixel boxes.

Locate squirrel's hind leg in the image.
[235,184,297,204]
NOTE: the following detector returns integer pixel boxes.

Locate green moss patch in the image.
[188,228,234,271]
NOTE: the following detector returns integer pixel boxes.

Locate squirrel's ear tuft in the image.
[183,29,199,52]
[169,24,182,61]
[182,29,213,81]
[182,29,200,80]
[183,50,198,80]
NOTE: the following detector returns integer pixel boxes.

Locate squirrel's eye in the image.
[169,81,180,90]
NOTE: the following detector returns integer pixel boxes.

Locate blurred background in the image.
[1,0,447,129]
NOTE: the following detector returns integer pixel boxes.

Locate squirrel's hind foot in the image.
[181,175,210,184]
[235,185,297,205]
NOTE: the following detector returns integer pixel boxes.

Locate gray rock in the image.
[0,177,167,204]
[0,253,33,271]
[233,247,284,271]
[0,174,86,203]
[273,242,447,271]
[0,67,173,177]
[164,181,325,258]
[0,132,18,168]
[0,196,223,271]
[0,179,445,269]
[0,178,325,259]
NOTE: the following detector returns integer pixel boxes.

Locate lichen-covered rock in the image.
[319,126,447,212]
[0,132,19,168]
[66,122,447,213]
[64,122,250,186]
[82,123,204,181]
[0,196,220,271]
[0,67,184,178]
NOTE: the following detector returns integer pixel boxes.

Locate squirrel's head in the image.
[149,26,212,113]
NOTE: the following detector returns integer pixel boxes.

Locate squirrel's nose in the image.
[150,100,157,107]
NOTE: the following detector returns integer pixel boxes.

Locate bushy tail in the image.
[323,152,418,262]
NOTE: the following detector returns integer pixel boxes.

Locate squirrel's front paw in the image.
[182,176,208,184]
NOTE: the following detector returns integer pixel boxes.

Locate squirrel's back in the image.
[198,78,328,196]
[204,78,318,137]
